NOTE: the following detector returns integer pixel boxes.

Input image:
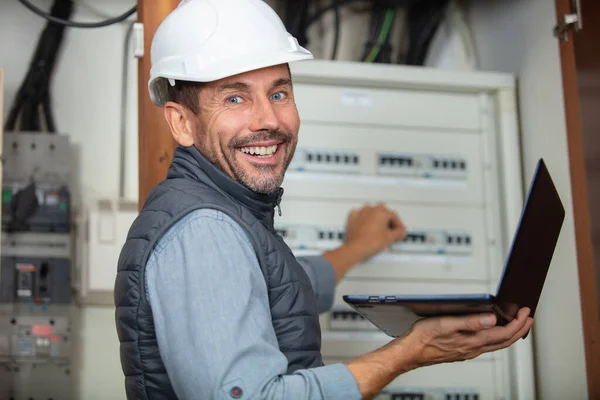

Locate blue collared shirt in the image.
[145,208,362,399]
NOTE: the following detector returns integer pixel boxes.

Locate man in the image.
[114,0,534,399]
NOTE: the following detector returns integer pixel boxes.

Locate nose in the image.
[249,96,280,133]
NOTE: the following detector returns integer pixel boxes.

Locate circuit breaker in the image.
[281,60,531,399]
[1,133,72,233]
[0,256,71,304]
[1,183,71,233]
[0,132,74,400]
[0,304,72,400]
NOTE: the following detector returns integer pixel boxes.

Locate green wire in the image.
[364,9,395,63]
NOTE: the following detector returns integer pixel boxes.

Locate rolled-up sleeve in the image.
[145,209,361,400]
[296,256,336,313]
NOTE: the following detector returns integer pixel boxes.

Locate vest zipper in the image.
[275,189,283,217]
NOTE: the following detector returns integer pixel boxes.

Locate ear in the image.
[164,102,195,147]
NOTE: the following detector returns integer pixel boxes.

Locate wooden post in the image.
[137,0,180,210]
[555,0,600,397]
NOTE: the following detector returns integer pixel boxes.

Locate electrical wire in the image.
[285,0,311,47]
[331,0,341,60]
[5,0,74,133]
[404,0,448,65]
[360,4,381,61]
[305,0,363,28]
[306,0,418,28]
[119,22,136,199]
[18,0,136,28]
[449,0,478,68]
[364,9,395,62]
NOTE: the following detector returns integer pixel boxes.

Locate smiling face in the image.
[164,64,299,194]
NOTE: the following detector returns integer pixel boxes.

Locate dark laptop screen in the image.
[495,159,565,320]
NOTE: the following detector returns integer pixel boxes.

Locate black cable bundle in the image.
[4,0,73,133]
[361,4,395,63]
[284,0,312,49]
[404,0,448,65]
[6,182,39,233]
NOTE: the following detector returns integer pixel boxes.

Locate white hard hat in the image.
[148,0,314,106]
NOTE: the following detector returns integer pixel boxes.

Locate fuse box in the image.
[1,183,71,233]
[0,132,74,399]
[280,60,532,399]
[1,133,72,234]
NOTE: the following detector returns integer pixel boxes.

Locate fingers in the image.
[345,202,406,247]
[476,308,532,347]
[482,317,534,354]
[407,308,533,366]
[388,213,406,240]
[437,312,498,334]
[373,204,406,238]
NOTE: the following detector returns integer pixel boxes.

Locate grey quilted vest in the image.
[114,145,324,399]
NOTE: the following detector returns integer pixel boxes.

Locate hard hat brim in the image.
[148,50,314,107]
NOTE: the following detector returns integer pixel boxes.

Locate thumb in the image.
[469,313,497,331]
[389,227,406,242]
[440,313,497,333]
[388,220,406,241]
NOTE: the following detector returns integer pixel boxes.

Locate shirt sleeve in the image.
[295,256,337,314]
[145,209,361,400]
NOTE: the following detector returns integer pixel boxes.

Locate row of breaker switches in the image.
[275,225,472,255]
[275,228,345,241]
[277,228,471,245]
[379,156,414,167]
[319,229,345,241]
[305,151,360,165]
[403,233,472,246]
[330,310,376,331]
[289,148,471,180]
[377,391,480,400]
[378,154,467,171]
[433,159,467,170]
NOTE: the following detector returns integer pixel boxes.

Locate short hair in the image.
[165,64,292,114]
[166,80,204,114]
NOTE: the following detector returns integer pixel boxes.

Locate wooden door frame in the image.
[555,0,600,397]
[137,0,179,210]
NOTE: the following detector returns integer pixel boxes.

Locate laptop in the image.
[343,158,565,337]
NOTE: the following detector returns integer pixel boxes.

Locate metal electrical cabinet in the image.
[0,132,74,400]
[282,60,531,400]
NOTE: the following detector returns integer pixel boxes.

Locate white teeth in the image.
[240,145,278,157]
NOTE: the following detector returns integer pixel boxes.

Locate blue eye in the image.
[227,96,242,104]
[271,92,286,101]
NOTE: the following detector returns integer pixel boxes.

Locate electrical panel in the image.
[289,147,361,174]
[0,132,74,400]
[377,388,481,400]
[280,60,532,399]
[0,304,72,400]
[0,306,71,363]
[377,152,468,181]
[276,200,489,282]
[2,184,71,233]
[1,134,72,234]
[0,256,71,304]
[283,124,486,206]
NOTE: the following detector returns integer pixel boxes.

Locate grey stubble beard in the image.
[199,131,297,194]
